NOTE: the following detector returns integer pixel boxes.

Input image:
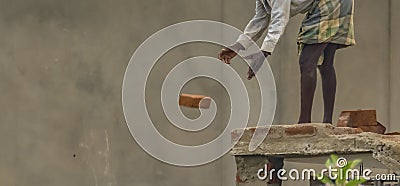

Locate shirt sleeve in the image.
[236,0,270,50]
[260,0,291,53]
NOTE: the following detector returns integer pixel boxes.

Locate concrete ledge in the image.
[231,123,400,171]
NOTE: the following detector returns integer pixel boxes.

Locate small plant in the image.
[318,155,368,186]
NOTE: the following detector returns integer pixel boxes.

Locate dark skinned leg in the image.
[267,157,284,185]
[269,44,328,186]
[298,43,328,124]
[318,43,338,124]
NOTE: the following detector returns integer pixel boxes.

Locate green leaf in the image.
[349,159,362,169]
[330,154,339,163]
[336,168,346,184]
[317,174,334,184]
[338,159,362,183]
[325,156,335,168]
[346,177,368,186]
[340,161,352,181]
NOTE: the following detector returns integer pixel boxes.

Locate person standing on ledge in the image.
[218,0,355,185]
[219,0,355,125]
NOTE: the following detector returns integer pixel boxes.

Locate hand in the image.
[218,43,244,64]
[245,51,270,80]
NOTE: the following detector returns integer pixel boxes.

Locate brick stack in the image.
[337,110,386,134]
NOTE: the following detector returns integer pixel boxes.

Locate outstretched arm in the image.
[236,0,271,50]
[219,0,270,64]
[243,0,291,80]
[260,0,291,53]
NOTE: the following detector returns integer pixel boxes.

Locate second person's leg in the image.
[318,43,338,124]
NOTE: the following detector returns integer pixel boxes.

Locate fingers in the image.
[247,67,255,80]
[218,49,226,60]
[225,56,232,64]
[247,55,265,80]
[219,50,266,80]
[221,55,228,64]
[245,54,255,80]
[219,49,230,64]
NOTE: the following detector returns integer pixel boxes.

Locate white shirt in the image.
[237,0,315,53]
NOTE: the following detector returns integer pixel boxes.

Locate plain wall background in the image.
[0,0,398,185]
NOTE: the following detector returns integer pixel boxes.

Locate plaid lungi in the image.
[298,0,356,48]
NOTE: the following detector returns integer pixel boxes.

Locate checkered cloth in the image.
[298,0,356,48]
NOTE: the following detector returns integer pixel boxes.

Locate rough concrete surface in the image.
[231,124,400,171]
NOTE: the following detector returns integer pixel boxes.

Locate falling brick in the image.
[179,94,211,109]
[337,110,377,127]
[357,122,386,134]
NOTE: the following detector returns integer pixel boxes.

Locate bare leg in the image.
[298,43,328,124]
[267,157,284,185]
[318,44,338,124]
[269,44,328,186]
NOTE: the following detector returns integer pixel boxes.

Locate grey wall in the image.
[0,0,398,186]
[390,0,400,132]
[0,0,229,186]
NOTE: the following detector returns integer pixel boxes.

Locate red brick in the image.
[337,110,377,127]
[179,94,211,109]
[357,122,386,134]
[284,125,316,137]
[337,112,351,127]
[236,173,245,183]
[334,127,364,135]
[385,132,400,136]
[231,129,244,143]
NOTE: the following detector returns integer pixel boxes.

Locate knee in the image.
[318,63,334,73]
[300,63,316,78]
